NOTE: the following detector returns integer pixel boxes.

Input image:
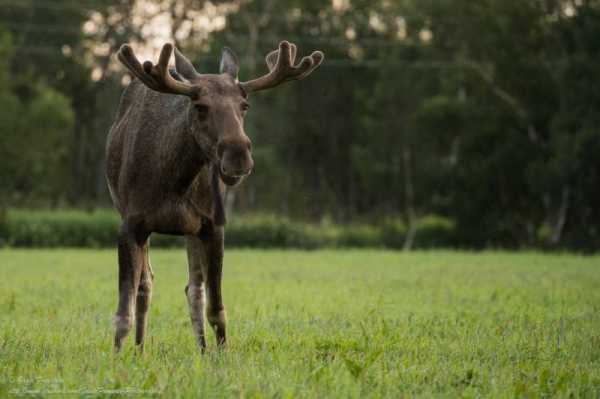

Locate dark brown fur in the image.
[106,42,323,352]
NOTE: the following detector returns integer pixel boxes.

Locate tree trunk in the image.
[402,143,416,250]
[548,185,570,246]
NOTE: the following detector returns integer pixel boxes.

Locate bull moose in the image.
[105,40,324,352]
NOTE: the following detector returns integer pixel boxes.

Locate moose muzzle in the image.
[217,136,254,186]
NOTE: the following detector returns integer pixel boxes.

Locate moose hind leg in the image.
[135,242,153,351]
[114,224,147,352]
[186,235,207,351]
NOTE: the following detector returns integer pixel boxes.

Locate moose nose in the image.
[218,138,253,177]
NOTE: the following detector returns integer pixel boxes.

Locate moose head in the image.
[117,41,324,188]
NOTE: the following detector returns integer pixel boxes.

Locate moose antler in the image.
[240,41,324,93]
[117,43,196,97]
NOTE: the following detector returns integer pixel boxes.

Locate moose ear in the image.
[174,47,199,81]
[219,47,239,79]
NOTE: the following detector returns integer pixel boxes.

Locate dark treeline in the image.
[0,0,599,250]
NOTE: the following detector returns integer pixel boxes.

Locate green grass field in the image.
[1,249,599,398]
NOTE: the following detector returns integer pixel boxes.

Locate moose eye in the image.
[241,102,250,112]
[195,104,209,119]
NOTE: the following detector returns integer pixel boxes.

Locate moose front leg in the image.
[204,224,227,348]
[114,224,148,352]
[186,222,227,349]
[186,220,227,350]
[135,241,154,351]
[185,235,207,351]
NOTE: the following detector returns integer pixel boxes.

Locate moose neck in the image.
[153,97,215,196]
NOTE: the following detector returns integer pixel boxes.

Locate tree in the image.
[0,30,74,207]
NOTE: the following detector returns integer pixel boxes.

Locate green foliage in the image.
[380,219,408,249]
[0,209,456,249]
[1,86,74,203]
[415,215,457,248]
[1,249,599,397]
[1,209,119,247]
[226,214,326,249]
[0,29,12,87]
[1,1,600,250]
[379,215,457,249]
[0,28,75,207]
[336,225,382,248]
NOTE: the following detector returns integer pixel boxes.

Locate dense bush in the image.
[1,209,119,247]
[0,209,456,249]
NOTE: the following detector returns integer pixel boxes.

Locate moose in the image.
[105,40,324,352]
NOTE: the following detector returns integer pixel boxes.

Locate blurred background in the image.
[0,0,598,251]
